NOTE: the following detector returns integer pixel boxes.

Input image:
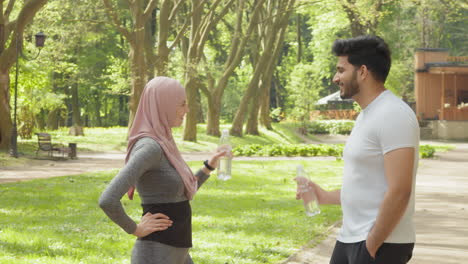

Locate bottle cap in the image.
[296,165,305,176]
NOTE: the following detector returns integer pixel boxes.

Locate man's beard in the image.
[340,70,360,99]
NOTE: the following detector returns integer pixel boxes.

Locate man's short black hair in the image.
[332,35,391,83]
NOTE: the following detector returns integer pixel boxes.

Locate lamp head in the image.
[35,32,46,48]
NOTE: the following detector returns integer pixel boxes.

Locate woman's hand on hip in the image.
[132,212,172,237]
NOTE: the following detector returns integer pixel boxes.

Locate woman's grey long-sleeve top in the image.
[99,137,209,234]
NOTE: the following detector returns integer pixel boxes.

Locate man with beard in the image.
[300,36,419,264]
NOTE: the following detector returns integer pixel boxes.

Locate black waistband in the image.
[139,200,192,248]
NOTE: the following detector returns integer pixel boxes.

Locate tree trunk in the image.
[36,109,46,130]
[71,83,81,127]
[183,74,200,141]
[183,0,234,141]
[145,8,157,80]
[296,14,302,63]
[259,20,290,130]
[94,94,102,127]
[155,0,172,76]
[229,3,264,137]
[46,109,60,130]
[103,0,157,130]
[230,68,262,136]
[0,0,48,152]
[0,70,12,151]
[260,74,273,130]
[245,79,261,135]
[182,0,202,142]
[69,83,84,136]
[119,95,127,126]
[205,0,265,137]
[206,95,221,136]
[127,39,147,129]
[231,0,294,137]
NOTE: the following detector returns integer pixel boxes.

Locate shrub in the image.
[233,144,344,157]
[306,120,355,135]
[419,145,436,158]
[233,143,436,159]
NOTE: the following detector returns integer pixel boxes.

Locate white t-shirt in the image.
[337,90,419,243]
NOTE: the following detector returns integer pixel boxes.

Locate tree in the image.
[340,0,384,36]
[102,0,158,129]
[154,0,191,76]
[201,0,266,137]
[230,0,295,136]
[0,0,48,152]
[182,0,235,141]
[28,0,127,134]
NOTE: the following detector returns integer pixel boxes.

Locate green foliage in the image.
[17,105,35,139]
[0,160,343,263]
[3,0,467,141]
[431,144,455,153]
[286,63,322,121]
[419,145,436,158]
[270,107,284,123]
[18,0,130,128]
[352,101,362,112]
[233,144,344,157]
[302,0,349,90]
[103,55,131,95]
[307,120,355,135]
[234,143,438,159]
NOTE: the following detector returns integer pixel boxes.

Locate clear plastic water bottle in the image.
[217,129,232,181]
[296,165,320,216]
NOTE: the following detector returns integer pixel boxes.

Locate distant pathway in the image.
[0,133,346,184]
[0,151,336,184]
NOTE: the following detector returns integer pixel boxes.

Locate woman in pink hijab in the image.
[99,77,227,264]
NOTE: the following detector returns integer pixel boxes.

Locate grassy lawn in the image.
[432,144,455,153]
[0,160,342,264]
[6,122,309,156]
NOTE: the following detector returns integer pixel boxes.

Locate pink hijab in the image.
[126,77,197,200]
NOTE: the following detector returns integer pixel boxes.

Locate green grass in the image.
[0,160,342,264]
[432,144,455,153]
[172,122,311,153]
[16,127,129,154]
[4,123,309,164]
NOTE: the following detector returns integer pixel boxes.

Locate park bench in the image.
[35,133,72,158]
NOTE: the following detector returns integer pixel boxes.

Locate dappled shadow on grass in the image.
[0,174,136,263]
[188,160,342,263]
[0,160,343,264]
[0,240,69,259]
[192,188,341,238]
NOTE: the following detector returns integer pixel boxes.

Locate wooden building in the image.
[415,48,468,121]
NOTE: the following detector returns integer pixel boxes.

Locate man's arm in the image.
[317,188,341,205]
[296,181,341,205]
[366,147,415,257]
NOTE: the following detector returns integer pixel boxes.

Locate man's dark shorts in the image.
[330,240,414,264]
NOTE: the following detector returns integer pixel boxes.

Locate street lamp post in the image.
[10,32,46,158]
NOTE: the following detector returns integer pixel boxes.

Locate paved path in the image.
[284,142,468,264]
[0,151,336,184]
